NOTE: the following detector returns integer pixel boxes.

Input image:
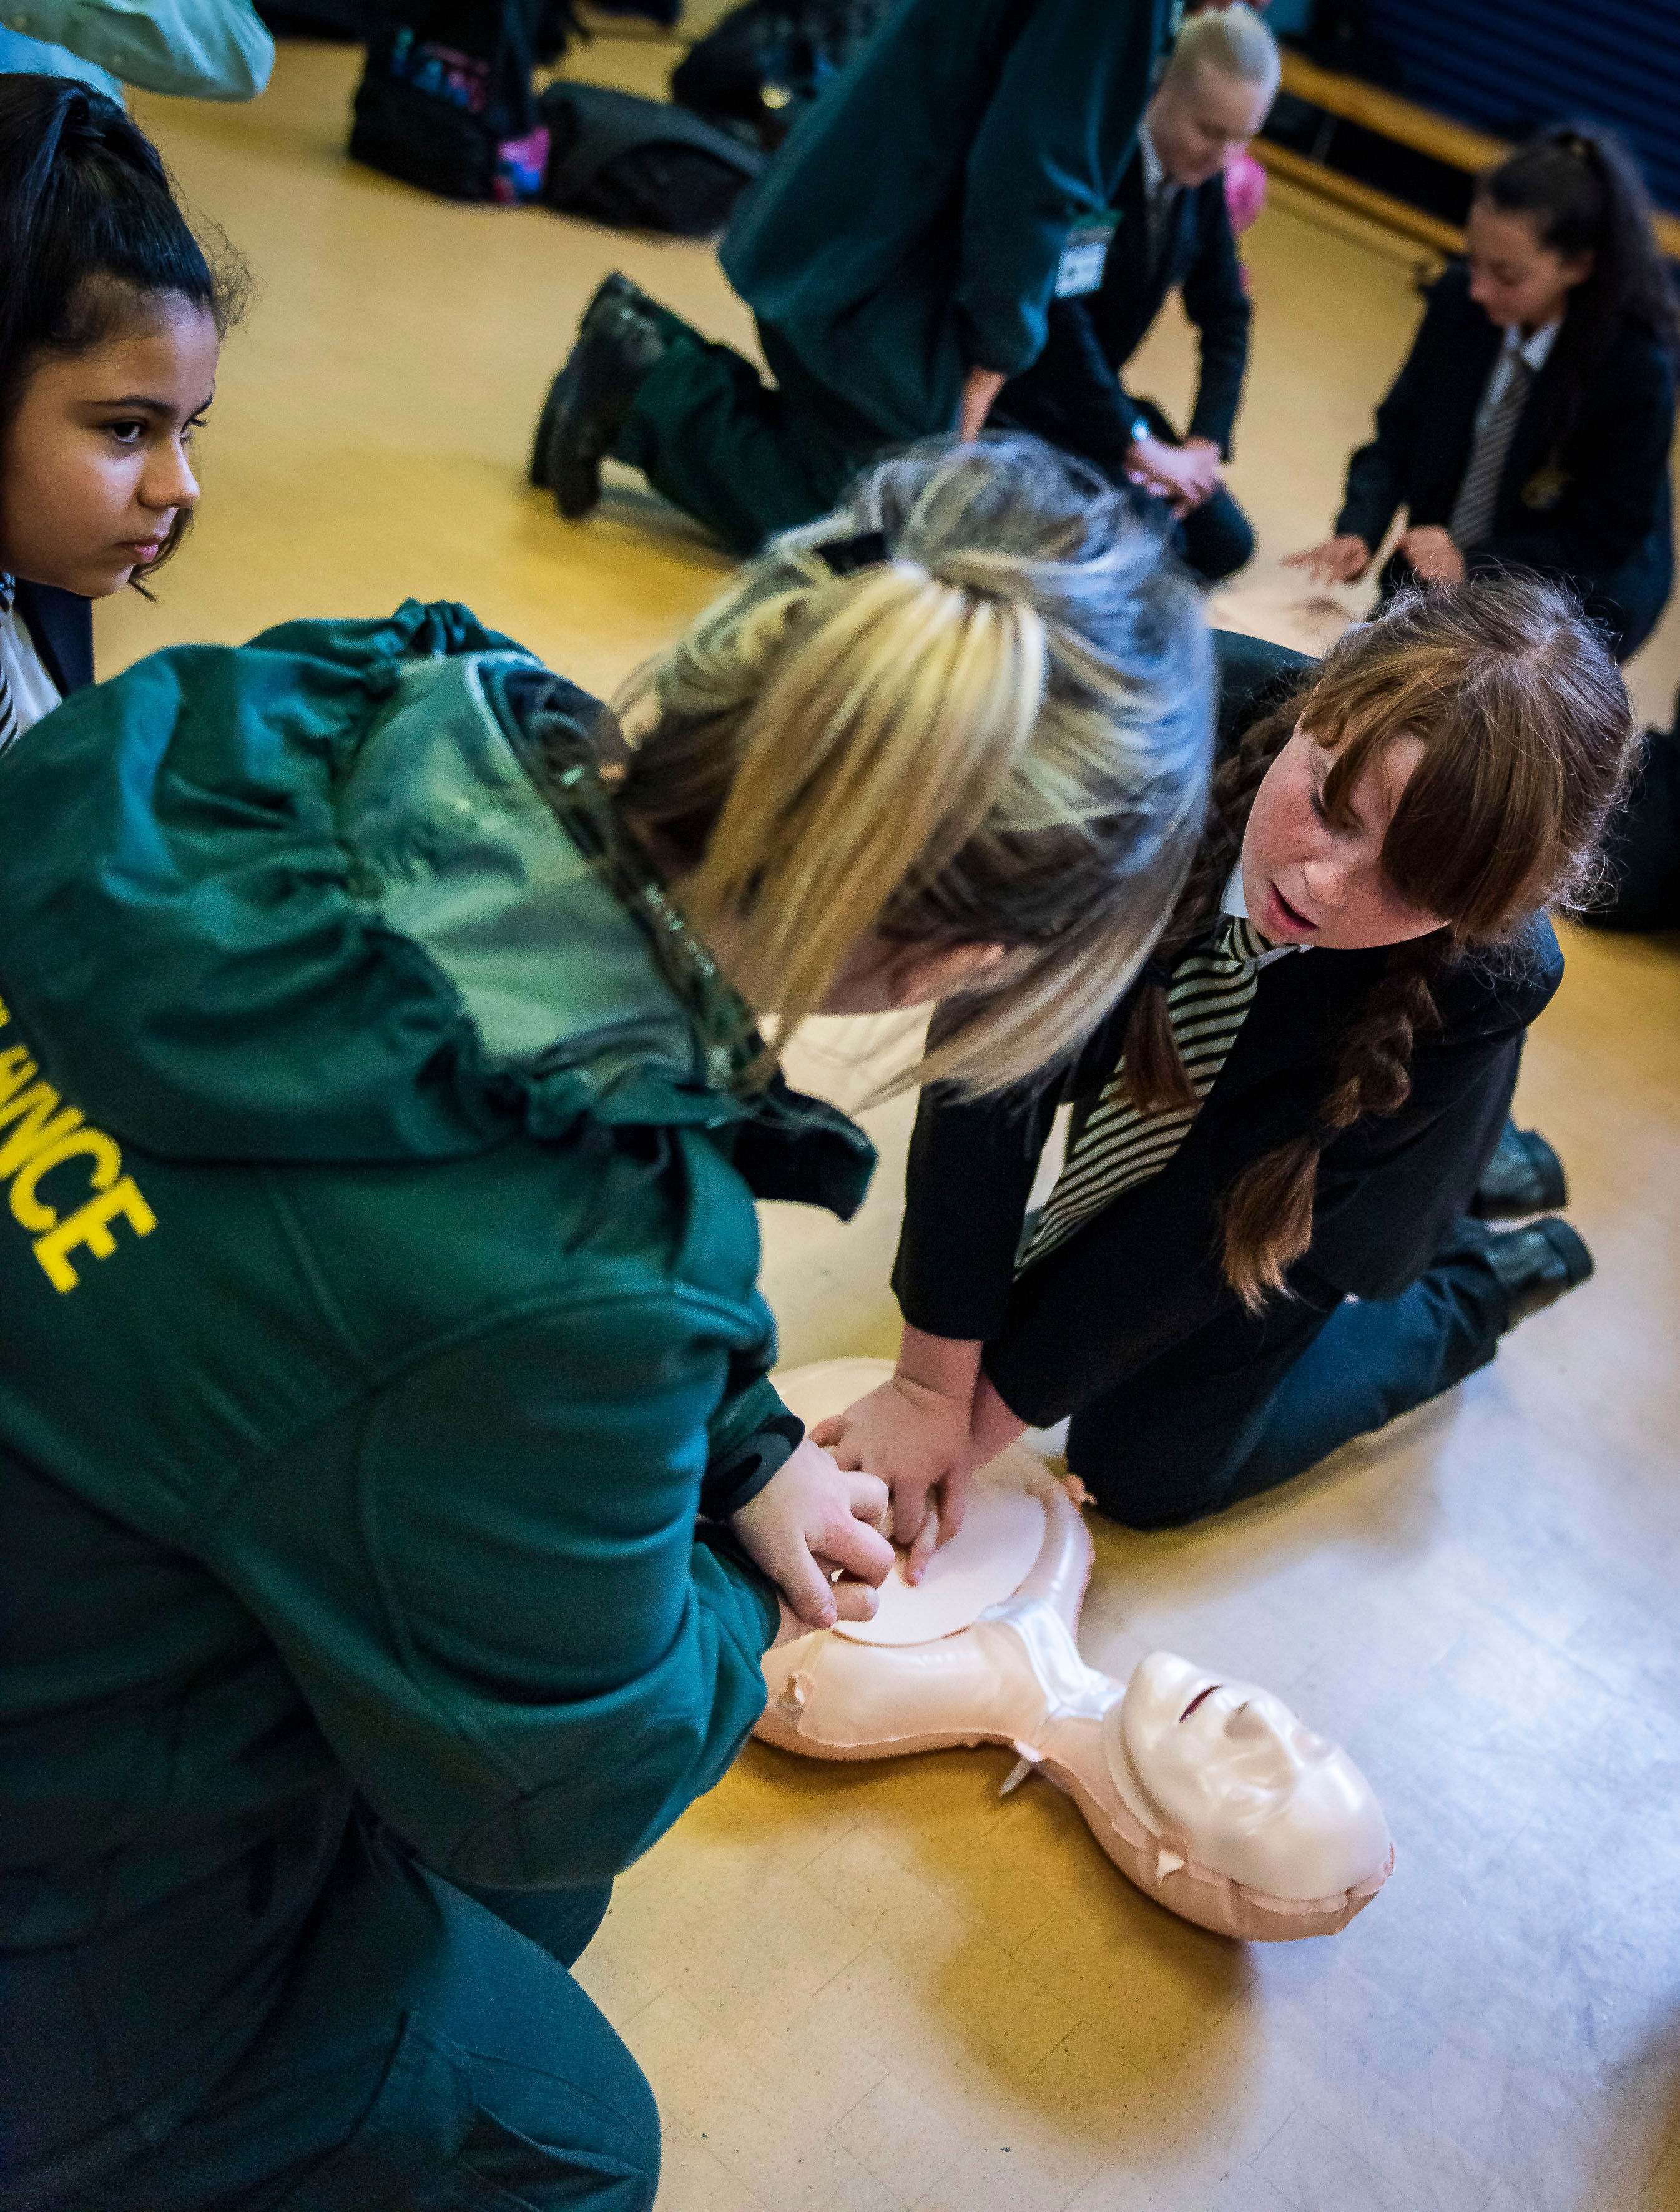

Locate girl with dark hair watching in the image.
[0,73,244,745]
[1291,125,1679,662]
[818,580,1636,1547]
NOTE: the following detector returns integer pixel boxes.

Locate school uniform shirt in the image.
[1337,260,1676,659]
[3,580,93,742]
[0,597,62,755]
[992,134,1252,478]
[891,631,1561,1428]
[1092,130,1252,456]
[1476,316,1559,433]
[720,0,1174,441]
[15,579,94,692]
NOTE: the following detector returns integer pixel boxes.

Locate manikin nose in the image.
[1227,1701,1283,1744]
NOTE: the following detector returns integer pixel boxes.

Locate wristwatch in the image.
[1129,415,1152,447]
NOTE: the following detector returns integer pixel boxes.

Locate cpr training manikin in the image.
[760,1362,1393,1942]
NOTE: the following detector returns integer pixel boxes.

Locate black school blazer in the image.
[891,630,1562,1427]
[13,581,94,699]
[1088,152,1251,456]
[1336,262,1675,660]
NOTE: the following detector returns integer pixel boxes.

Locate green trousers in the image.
[61,1819,657,2212]
[612,315,891,556]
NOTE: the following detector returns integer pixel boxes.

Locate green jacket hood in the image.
[0,601,872,1208]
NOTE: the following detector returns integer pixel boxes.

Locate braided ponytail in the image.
[1121,576,1635,1310]
[1221,938,1450,1308]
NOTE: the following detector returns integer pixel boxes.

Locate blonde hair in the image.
[617,437,1211,1098]
[1166,3,1280,94]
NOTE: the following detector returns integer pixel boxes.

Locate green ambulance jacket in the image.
[0,602,875,2179]
[720,0,1171,441]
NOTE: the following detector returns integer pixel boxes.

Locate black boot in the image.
[1456,1214,1594,1325]
[1470,1119,1567,1220]
[531,273,669,521]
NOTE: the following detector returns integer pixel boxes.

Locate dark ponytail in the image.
[0,74,248,578]
[1476,124,1680,461]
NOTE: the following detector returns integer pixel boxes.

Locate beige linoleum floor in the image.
[113,39,1680,2212]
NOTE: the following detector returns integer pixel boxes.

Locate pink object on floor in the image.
[1224,147,1268,233]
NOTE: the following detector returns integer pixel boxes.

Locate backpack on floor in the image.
[538,81,762,235]
[669,0,890,153]
[350,1,549,204]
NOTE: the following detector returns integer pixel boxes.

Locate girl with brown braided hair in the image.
[818,576,1636,1541]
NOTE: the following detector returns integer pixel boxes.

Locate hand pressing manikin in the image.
[732,1435,894,1636]
[813,1326,1026,1582]
[777,1360,1393,1941]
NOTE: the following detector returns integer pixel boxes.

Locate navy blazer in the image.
[1088,152,1251,455]
[993,152,1250,471]
[14,581,94,699]
[1337,263,1676,660]
[891,631,1561,1427]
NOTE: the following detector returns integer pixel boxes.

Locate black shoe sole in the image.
[529,361,571,490]
[528,277,639,504]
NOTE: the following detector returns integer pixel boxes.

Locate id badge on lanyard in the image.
[1055,215,1118,300]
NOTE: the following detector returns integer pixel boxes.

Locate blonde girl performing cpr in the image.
[0,439,1209,2212]
[819,581,1634,1556]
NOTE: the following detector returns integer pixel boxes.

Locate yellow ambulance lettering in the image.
[0,996,156,1292]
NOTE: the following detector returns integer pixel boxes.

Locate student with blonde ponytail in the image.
[0,436,1209,2212]
[820,578,1636,1545]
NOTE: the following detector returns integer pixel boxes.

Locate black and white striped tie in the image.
[0,574,17,755]
[1448,356,1533,552]
[1018,913,1275,1271]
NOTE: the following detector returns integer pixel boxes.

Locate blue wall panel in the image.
[1360,0,1680,216]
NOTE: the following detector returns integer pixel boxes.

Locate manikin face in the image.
[1104,1651,1391,1901]
[1240,719,1445,951]
[1145,64,1275,189]
[1465,200,1592,336]
[0,297,218,598]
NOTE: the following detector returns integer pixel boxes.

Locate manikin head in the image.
[1146,4,1279,190]
[1105,1652,1392,1902]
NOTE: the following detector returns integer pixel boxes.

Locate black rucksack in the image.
[539,82,762,236]
[669,0,890,153]
[350,2,549,204]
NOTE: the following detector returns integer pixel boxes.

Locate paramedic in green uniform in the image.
[0,440,1210,2211]
[533,0,1192,553]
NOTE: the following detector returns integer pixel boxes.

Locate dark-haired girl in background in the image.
[817,583,1636,1544]
[0,74,244,745]
[1291,126,1679,664]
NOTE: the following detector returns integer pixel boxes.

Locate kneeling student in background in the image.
[992,2,1278,585]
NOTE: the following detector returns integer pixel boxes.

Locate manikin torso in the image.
[760,1361,1393,1942]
